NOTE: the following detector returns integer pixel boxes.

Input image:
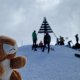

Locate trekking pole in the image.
[53,31,57,39]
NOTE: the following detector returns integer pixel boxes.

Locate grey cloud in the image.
[0,0,80,45]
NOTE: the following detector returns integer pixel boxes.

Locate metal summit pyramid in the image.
[38,17,53,34]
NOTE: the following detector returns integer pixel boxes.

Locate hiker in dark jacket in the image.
[32,30,37,51]
[59,36,65,45]
[75,34,79,44]
[68,40,72,48]
[42,32,51,53]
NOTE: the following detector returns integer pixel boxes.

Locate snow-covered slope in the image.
[17,45,80,80]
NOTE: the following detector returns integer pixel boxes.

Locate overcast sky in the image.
[0,0,80,46]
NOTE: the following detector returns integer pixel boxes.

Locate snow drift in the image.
[17,45,80,80]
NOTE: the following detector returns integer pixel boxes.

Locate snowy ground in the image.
[17,45,80,80]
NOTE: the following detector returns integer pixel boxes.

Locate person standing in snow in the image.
[59,36,65,45]
[68,40,72,48]
[42,32,51,53]
[32,30,37,51]
[75,34,79,44]
[56,38,60,45]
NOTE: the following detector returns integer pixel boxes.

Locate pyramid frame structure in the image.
[38,17,53,34]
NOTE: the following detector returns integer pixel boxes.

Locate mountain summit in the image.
[17,45,80,80]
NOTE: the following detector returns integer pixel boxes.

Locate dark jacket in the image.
[44,33,51,44]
